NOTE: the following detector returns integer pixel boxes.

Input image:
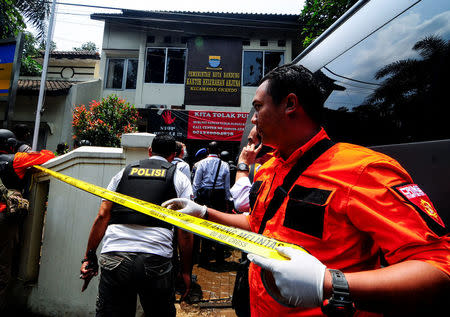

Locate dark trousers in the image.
[96,252,175,317]
[0,217,19,313]
[195,189,227,265]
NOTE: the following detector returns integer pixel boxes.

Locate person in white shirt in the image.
[192,142,231,204]
[192,141,231,265]
[172,141,191,182]
[80,134,193,317]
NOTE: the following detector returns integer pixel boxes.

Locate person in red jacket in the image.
[0,129,55,313]
[163,64,449,316]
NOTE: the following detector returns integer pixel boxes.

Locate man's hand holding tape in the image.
[162,198,327,309]
[248,247,326,308]
[162,198,207,218]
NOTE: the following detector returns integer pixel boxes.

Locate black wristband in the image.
[322,269,355,316]
[204,208,209,220]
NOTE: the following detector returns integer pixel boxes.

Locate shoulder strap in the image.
[248,163,256,183]
[212,159,222,190]
[258,138,335,234]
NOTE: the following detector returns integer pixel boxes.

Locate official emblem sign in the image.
[209,55,221,68]
[393,183,445,227]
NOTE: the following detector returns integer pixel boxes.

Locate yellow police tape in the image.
[34,165,307,260]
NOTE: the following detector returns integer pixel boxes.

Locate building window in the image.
[278,40,286,47]
[105,58,138,89]
[145,48,186,84]
[242,50,284,86]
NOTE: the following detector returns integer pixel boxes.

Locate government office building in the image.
[91,10,301,160]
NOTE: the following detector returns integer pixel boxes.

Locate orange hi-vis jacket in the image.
[247,128,449,317]
[0,150,55,213]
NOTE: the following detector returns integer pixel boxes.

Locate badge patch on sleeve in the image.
[392,183,445,230]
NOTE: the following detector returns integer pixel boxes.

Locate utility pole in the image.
[31,0,57,151]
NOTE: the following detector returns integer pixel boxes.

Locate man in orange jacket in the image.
[163,64,449,316]
[0,129,55,312]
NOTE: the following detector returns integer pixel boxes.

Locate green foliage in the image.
[73,41,98,52]
[38,39,57,52]
[20,32,42,76]
[1,1,50,76]
[0,0,26,39]
[299,0,358,50]
[14,0,50,39]
[0,0,50,40]
[72,95,140,148]
[20,55,42,76]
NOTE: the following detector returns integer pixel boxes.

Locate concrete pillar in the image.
[121,132,155,165]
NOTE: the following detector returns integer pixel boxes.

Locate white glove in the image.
[247,246,326,308]
[161,198,207,218]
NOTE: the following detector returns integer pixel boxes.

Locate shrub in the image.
[72,95,139,147]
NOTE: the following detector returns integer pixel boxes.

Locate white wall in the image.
[23,133,152,316]
[26,146,124,316]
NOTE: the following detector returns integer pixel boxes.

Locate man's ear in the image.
[148,147,152,157]
[285,93,298,115]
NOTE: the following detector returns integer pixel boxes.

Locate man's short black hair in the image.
[208,141,219,154]
[151,134,176,157]
[175,141,184,156]
[260,63,325,123]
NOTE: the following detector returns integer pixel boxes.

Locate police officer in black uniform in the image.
[80,134,193,317]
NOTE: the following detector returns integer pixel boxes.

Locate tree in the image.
[366,36,450,142]
[0,0,50,40]
[72,95,140,147]
[38,39,57,52]
[1,1,51,75]
[299,0,358,50]
[73,41,98,52]
[20,31,43,76]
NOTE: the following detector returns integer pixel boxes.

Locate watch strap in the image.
[331,269,350,299]
[237,162,249,171]
[322,269,355,316]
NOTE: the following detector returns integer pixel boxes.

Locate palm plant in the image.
[366,35,450,141]
[0,0,50,40]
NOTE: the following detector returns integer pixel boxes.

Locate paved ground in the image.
[15,249,243,316]
[175,249,242,317]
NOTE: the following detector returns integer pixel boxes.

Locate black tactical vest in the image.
[109,159,177,229]
[0,153,23,189]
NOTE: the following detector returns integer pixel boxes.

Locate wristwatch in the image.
[237,162,250,172]
[321,269,355,316]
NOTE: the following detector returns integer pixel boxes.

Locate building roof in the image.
[18,79,73,96]
[40,50,100,60]
[91,9,300,38]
